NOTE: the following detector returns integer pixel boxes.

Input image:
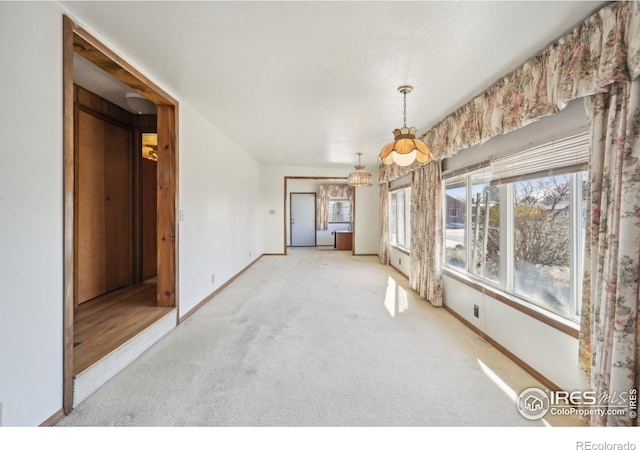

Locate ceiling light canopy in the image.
[348,152,373,187]
[125,92,157,115]
[378,85,433,167]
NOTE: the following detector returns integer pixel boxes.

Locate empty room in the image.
[1,0,638,445]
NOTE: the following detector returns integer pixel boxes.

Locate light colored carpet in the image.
[57,248,556,426]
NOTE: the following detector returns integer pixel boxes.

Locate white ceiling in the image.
[63,1,608,169]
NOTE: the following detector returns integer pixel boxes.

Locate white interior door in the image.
[291,193,316,247]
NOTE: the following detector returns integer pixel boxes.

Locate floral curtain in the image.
[410,161,443,306]
[378,182,389,264]
[578,78,640,426]
[316,185,353,230]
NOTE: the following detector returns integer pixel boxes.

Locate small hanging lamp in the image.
[348,152,373,187]
[378,85,433,167]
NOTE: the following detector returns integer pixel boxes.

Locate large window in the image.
[389,187,411,251]
[442,132,590,321]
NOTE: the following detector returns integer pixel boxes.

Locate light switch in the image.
[179,210,185,221]
[269,209,276,215]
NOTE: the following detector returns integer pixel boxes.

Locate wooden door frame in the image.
[63,16,179,413]
[283,177,354,255]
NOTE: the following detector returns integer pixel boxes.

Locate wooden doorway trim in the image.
[283,177,351,255]
[62,16,179,413]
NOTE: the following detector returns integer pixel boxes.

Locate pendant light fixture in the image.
[348,152,373,187]
[378,85,433,166]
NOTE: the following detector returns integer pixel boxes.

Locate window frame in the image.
[328,198,351,224]
[443,169,585,323]
[388,186,411,252]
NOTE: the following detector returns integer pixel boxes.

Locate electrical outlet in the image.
[211,274,215,283]
[399,258,402,265]
[179,210,185,222]
[473,304,480,318]
[249,251,252,257]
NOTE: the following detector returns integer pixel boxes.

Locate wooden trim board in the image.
[40,409,66,427]
[62,15,75,414]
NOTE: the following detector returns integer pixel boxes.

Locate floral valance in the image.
[317,185,352,199]
[379,1,640,184]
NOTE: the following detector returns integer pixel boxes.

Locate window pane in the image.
[470,180,500,281]
[336,200,349,222]
[445,180,466,269]
[513,175,571,314]
[329,199,350,223]
[397,190,405,247]
[389,192,397,244]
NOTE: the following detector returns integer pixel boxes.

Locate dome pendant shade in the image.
[348,153,373,187]
[379,127,433,166]
[378,86,433,167]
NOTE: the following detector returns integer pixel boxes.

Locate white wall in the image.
[178,104,261,317]
[388,247,410,278]
[353,183,379,255]
[443,276,581,390]
[0,1,66,426]
[260,165,379,255]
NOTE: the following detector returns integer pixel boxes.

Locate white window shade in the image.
[442,131,590,185]
[389,173,412,191]
[487,131,590,185]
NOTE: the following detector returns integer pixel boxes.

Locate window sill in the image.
[443,267,579,339]
[389,244,410,256]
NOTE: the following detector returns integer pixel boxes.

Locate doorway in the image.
[63,16,178,413]
[290,193,316,247]
[283,177,354,255]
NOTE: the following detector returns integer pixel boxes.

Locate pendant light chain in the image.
[403,91,407,128]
